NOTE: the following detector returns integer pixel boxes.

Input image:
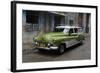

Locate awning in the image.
[49,11,68,16]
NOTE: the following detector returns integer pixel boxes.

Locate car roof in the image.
[56,26,81,29]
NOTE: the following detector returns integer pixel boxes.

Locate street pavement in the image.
[22,36,91,63]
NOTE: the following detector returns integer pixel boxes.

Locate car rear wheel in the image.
[79,40,83,45]
[57,45,65,55]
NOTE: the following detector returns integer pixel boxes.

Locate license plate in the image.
[40,43,45,47]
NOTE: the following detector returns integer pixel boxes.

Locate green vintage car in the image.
[33,26,85,54]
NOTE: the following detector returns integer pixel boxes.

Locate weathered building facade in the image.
[22,10,91,35]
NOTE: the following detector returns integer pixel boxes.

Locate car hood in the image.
[35,32,78,43]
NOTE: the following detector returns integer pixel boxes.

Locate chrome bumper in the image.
[34,46,58,50]
[32,42,58,50]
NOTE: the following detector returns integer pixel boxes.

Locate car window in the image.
[74,28,78,33]
[69,28,73,33]
[54,28,64,32]
[78,28,83,33]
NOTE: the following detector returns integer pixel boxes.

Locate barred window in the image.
[32,24,39,31]
[26,11,39,31]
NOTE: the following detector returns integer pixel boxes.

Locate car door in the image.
[65,28,79,48]
[72,28,80,44]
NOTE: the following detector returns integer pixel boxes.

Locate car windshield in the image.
[54,28,64,32]
[64,28,69,33]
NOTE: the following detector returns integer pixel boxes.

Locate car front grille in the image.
[36,42,47,47]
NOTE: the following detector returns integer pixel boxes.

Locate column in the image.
[51,15,54,31]
[88,15,91,35]
[38,12,44,34]
[82,13,87,33]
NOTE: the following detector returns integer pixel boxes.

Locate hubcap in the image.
[59,45,65,53]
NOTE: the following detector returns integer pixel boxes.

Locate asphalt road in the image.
[22,36,91,63]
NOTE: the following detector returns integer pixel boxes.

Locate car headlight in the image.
[47,43,54,47]
[47,43,51,47]
[35,41,38,45]
[48,43,50,46]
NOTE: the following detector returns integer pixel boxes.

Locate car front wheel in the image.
[57,45,65,55]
